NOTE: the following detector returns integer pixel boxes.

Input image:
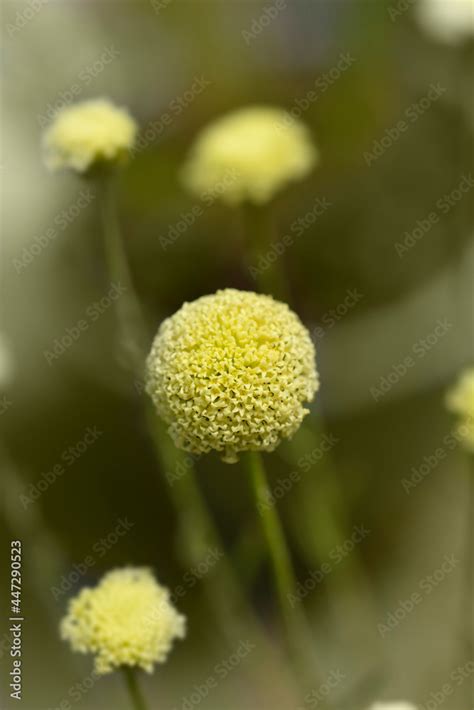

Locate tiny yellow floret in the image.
[60,567,186,674]
[43,99,138,173]
[446,367,474,452]
[146,289,319,463]
[181,106,318,205]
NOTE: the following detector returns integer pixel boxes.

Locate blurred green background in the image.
[1,0,473,708]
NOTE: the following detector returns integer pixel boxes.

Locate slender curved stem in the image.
[464,454,474,710]
[244,451,322,693]
[242,202,290,301]
[122,668,148,710]
[100,177,147,375]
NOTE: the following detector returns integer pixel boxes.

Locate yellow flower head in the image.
[446,367,474,452]
[43,98,138,173]
[60,567,186,675]
[417,0,474,44]
[181,106,318,205]
[146,289,318,463]
[369,704,418,710]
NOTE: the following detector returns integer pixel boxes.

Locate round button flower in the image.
[60,567,186,675]
[181,106,318,205]
[417,0,474,44]
[146,289,318,463]
[446,367,474,451]
[43,98,138,173]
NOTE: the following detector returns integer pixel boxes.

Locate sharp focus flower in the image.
[146,289,318,463]
[43,98,138,174]
[417,0,474,44]
[181,106,318,205]
[446,367,474,451]
[60,567,186,675]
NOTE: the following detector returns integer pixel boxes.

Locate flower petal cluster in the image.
[43,98,138,173]
[446,367,474,451]
[181,106,317,205]
[146,289,318,463]
[60,567,186,675]
[417,0,474,44]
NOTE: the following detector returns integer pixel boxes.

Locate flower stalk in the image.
[244,450,320,690]
[242,202,290,301]
[99,176,147,376]
[122,668,149,710]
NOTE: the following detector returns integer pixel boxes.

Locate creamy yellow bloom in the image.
[181,106,318,205]
[60,568,186,674]
[368,703,418,710]
[417,0,474,44]
[146,289,318,463]
[43,99,138,173]
[446,367,474,451]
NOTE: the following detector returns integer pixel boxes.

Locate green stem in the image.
[246,451,297,620]
[149,412,297,701]
[465,454,474,709]
[242,202,290,301]
[100,177,147,376]
[122,668,148,710]
[244,451,321,692]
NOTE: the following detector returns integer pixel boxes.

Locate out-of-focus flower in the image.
[146,288,318,463]
[61,567,186,674]
[0,332,14,388]
[181,106,317,205]
[446,367,474,451]
[368,703,419,710]
[417,0,474,44]
[43,98,138,173]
